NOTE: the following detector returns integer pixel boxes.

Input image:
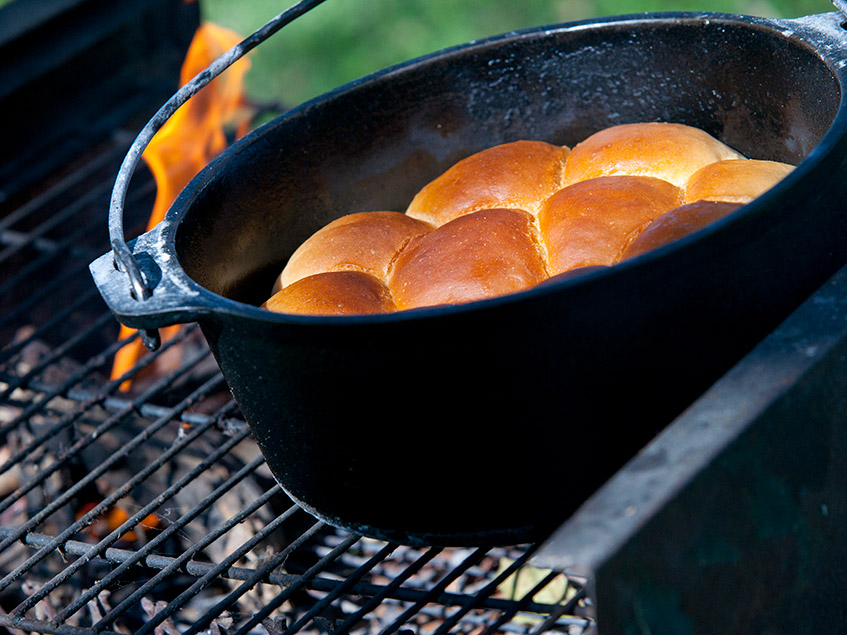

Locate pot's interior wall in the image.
[174,16,841,305]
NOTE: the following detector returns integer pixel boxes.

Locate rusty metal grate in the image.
[0,131,596,634]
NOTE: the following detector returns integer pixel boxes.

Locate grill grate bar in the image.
[6,382,228,609]
[48,414,251,623]
[123,513,324,635]
[177,519,330,634]
[305,539,572,616]
[0,140,127,236]
[8,505,572,629]
[0,287,105,368]
[379,546,490,635]
[280,540,398,635]
[0,262,92,332]
[91,481,287,631]
[0,328,140,445]
[1,477,275,587]
[0,241,84,307]
[429,546,539,635]
[0,221,106,261]
[0,613,123,635]
[0,369,224,587]
[478,571,585,635]
[0,307,113,400]
[0,179,111,265]
[329,547,444,634]
[0,334,243,444]
[527,602,590,635]
[91,388,247,434]
[0,325,198,462]
[228,533,361,635]
[0,340,211,520]
[0,174,155,313]
[0,333,134,475]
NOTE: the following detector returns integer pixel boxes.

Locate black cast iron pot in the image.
[91,5,847,546]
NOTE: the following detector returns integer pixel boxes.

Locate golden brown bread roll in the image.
[620,200,742,261]
[276,211,433,292]
[405,140,570,226]
[263,271,396,316]
[538,175,682,274]
[684,158,795,204]
[389,208,547,310]
[264,122,796,316]
[563,122,744,187]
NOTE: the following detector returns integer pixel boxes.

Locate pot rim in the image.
[135,10,847,328]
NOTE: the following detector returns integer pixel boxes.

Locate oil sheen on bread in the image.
[265,122,794,315]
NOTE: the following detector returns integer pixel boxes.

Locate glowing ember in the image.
[111,22,251,389]
[76,502,161,544]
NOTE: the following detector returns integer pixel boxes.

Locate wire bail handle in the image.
[108,0,329,351]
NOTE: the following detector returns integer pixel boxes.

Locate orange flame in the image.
[76,502,161,544]
[111,23,251,389]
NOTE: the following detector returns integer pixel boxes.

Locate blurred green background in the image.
[200,0,836,107]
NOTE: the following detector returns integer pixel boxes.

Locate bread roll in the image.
[563,122,744,187]
[684,158,794,204]
[405,140,570,226]
[389,208,547,310]
[263,271,396,316]
[621,201,742,261]
[265,122,795,316]
[276,211,433,292]
[538,175,682,274]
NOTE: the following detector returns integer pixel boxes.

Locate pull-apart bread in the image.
[263,122,794,316]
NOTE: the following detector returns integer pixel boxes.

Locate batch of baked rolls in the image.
[262,122,794,316]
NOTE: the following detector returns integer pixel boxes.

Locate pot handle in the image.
[101,0,328,351]
[90,224,210,347]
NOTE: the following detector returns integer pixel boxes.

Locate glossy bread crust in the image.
[405,140,570,225]
[265,123,794,315]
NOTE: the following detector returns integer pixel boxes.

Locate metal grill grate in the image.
[0,133,596,634]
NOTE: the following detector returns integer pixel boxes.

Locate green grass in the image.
[201,0,837,107]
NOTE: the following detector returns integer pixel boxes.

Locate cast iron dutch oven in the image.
[91,2,847,546]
